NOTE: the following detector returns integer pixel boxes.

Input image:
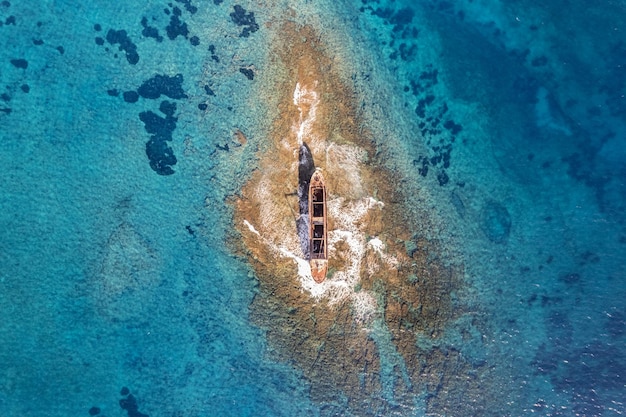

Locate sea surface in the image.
[0,0,624,416]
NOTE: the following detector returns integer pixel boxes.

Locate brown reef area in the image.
[230,21,494,416]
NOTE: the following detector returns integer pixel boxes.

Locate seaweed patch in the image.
[141,16,163,42]
[165,6,189,40]
[105,29,139,65]
[118,387,149,417]
[140,100,179,175]
[239,67,254,80]
[10,58,28,69]
[230,5,259,38]
[137,73,187,100]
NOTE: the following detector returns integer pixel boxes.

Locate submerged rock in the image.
[450,191,465,218]
[480,200,511,243]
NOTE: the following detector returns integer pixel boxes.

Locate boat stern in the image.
[310,259,328,283]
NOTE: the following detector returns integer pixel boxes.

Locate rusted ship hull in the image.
[309,168,328,283]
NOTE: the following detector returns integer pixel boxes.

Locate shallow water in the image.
[1,0,624,416]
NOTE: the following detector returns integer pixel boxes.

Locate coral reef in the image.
[230,21,489,416]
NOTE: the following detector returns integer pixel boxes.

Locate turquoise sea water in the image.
[1,1,624,416]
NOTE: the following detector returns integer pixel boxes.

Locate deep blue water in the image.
[1,0,624,416]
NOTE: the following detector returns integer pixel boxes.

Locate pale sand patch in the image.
[325,142,367,199]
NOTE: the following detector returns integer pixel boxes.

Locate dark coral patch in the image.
[415,94,434,118]
[443,119,462,135]
[412,155,429,177]
[107,89,119,96]
[208,44,220,62]
[390,7,414,31]
[159,99,176,118]
[106,29,139,65]
[123,91,139,103]
[175,0,198,14]
[166,7,189,40]
[411,67,438,96]
[239,67,254,80]
[140,101,179,176]
[137,74,187,100]
[10,59,28,69]
[144,144,177,176]
[398,42,417,61]
[230,5,259,37]
[141,17,163,42]
[33,39,44,45]
[119,392,149,417]
[371,7,393,20]
[141,107,176,136]
[56,45,65,54]
[20,84,29,93]
[437,170,449,186]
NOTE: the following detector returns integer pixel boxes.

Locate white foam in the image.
[369,237,384,252]
[368,236,399,269]
[292,82,320,144]
[351,291,378,324]
[243,219,261,236]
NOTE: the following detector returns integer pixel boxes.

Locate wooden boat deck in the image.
[309,168,328,283]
